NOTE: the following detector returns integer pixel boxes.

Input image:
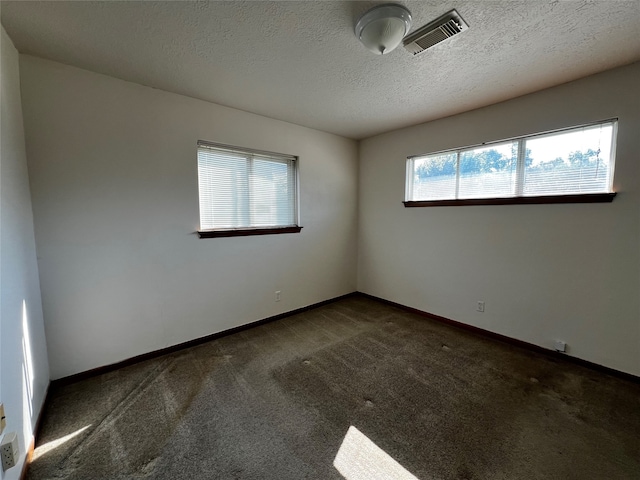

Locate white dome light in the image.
[355,4,412,55]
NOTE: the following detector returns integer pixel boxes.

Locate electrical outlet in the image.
[554,340,567,353]
[0,404,5,434]
[275,291,281,302]
[476,301,485,313]
[1,431,19,471]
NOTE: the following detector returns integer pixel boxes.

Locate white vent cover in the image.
[403,9,468,56]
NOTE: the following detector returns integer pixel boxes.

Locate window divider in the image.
[454,152,461,199]
[247,154,254,226]
[515,139,526,196]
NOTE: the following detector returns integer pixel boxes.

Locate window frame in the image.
[197,140,302,238]
[404,119,618,207]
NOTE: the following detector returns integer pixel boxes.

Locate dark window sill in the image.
[198,226,302,238]
[403,193,616,208]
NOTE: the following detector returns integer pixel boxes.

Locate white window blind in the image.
[458,142,518,199]
[406,120,617,202]
[523,123,614,196]
[198,142,298,230]
[409,153,457,200]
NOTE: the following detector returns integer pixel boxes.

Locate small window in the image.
[405,120,617,206]
[197,141,300,237]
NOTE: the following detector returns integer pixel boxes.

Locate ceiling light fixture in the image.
[355,3,412,55]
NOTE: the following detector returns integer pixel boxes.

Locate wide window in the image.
[405,120,617,206]
[197,141,300,237]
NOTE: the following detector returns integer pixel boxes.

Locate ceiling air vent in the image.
[403,9,468,56]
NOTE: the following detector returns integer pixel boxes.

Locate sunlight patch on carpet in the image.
[33,425,92,461]
[334,426,420,480]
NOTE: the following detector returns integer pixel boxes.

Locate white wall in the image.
[14,50,639,383]
[358,62,640,376]
[0,27,49,480]
[19,56,359,380]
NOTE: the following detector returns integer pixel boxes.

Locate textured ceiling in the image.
[2,1,640,139]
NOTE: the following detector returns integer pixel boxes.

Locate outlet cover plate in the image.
[1,431,19,471]
[554,340,567,352]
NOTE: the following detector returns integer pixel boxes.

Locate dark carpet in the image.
[28,295,640,479]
